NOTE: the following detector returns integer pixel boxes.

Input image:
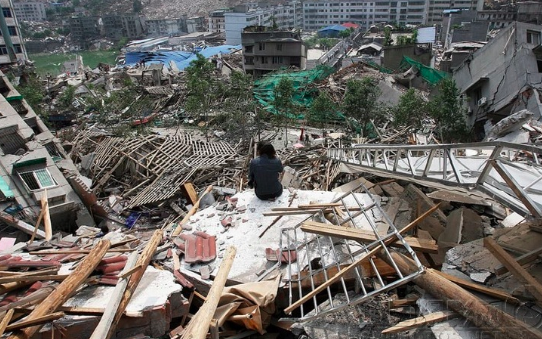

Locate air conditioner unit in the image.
[477,97,487,107]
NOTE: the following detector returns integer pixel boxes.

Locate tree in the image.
[383,27,393,46]
[184,53,217,140]
[393,88,428,128]
[58,85,76,108]
[428,78,470,142]
[342,77,380,134]
[309,91,336,134]
[273,77,295,147]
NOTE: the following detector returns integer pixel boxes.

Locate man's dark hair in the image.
[257,141,276,158]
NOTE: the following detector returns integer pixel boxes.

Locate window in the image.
[245,45,253,53]
[276,43,282,51]
[259,42,265,50]
[262,57,268,64]
[7,26,16,36]
[14,44,22,54]
[527,30,541,45]
[2,8,11,17]
[272,56,283,64]
[18,169,56,191]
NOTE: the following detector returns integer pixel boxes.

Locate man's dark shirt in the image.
[248,154,283,198]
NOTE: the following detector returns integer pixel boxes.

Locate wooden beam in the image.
[180,246,237,339]
[7,239,111,339]
[284,203,441,315]
[433,269,520,305]
[104,230,163,339]
[484,237,542,305]
[90,251,139,339]
[297,203,343,209]
[0,286,54,314]
[116,264,142,280]
[381,311,457,334]
[182,183,199,205]
[301,221,438,254]
[6,312,64,331]
[379,251,542,339]
[0,309,14,336]
[387,297,419,309]
[494,245,542,276]
[0,274,67,284]
[29,249,133,255]
[42,189,52,241]
[172,186,213,236]
[0,211,46,239]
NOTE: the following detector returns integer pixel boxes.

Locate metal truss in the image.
[328,142,542,218]
[277,186,424,321]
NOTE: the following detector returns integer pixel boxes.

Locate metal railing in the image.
[328,141,542,218]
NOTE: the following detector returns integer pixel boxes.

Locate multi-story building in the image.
[121,13,145,38]
[0,71,94,231]
[224,2,302,45]
[426,0,483,25]
[12,1,46,22]
[302,0,428,31]
[69,15,100,48]
[477,7,516,30]
[242,26,307,77]
[0,0,27,65]
[146,17,188,36]
[209,9,232,32]
[102,14,124,40]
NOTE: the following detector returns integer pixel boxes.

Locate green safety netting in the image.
[400,56,448,85]
[252,65,337,119]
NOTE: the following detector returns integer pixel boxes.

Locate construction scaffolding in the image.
[327,142,542,218]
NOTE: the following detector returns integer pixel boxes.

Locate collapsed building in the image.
[4,21,542,339]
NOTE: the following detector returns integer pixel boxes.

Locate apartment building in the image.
[302,0,428,31]
[146,17,188,36]
[209,9,231,32]
[426,0,483,25]
[224,1,302,45]
[0,71,93,231]
[0,0,27,65]
[13,1,46,22]
[242,26,306,77]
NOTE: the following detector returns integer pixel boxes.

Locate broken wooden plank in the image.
[181,183,199,205]
[494,245,542,276]
[433,270,520,305]
[0,286,54,314]
[301,221,438,254]
[380,251,542,339]
[484,237,542,305]
[0,211,46,239]
[381,311,457,334]
[0,309,14,336]
[284,203,440,314]
[90,251,139,339]
[180,246,237,339]
[387,297,419,309]
[7,239,111,339]
[6,312,64,331]
[104,230,163,339]
[172,185,213,236]
[0,274,67,284]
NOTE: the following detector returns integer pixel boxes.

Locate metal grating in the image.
[275,185,424,321]
[328,142,542,218]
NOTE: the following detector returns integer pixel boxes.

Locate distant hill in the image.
[79,0,241,18]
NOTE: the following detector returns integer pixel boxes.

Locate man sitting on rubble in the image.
[248,141,283,201]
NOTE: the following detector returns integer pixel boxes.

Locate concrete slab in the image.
[178,189,379,282]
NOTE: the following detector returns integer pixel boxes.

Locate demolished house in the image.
[453,21,542,138]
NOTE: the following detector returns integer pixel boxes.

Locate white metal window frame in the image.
[18,168,57,191]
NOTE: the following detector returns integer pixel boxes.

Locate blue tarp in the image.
[318,25,348,33]
[123,45,242,71]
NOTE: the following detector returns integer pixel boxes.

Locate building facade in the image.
[225,2,302,45]
[146,17,188,36]
[0,71,93,231]
[209,9,231,32]
[69,15,100,48]
[0,0,27,65]
[242,26,307,77]
[12,1,46,22]
[453,22,542,133]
